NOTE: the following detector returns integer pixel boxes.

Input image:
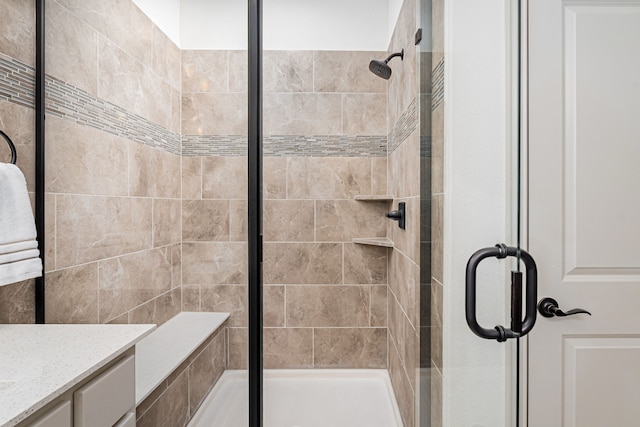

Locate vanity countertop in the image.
[0,324,155,427]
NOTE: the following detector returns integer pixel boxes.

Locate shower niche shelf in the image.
[352,237,394,248]
[354,195,395,201]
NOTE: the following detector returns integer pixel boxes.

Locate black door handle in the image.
[537,297,591,318]
[465,244,538,342]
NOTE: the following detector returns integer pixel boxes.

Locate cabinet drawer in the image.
[29,400,71,427]
[114,412,136,427]
[74,355,135,427]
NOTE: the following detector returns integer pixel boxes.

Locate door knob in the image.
[537,297,591,318]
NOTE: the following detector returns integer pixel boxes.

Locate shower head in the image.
[369,49,404,80]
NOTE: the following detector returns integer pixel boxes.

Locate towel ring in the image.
[0,130,17,164]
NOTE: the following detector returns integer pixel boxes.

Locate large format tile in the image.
[152,26,180,91]
[45,263,98,324]
[182,156,202,200]
[370,285,388,327]
[182,200,229,242]
[182,92,247,135]
[389,338,415,427]
[202,157,247,199]
[188,330,226,414]
[343,244,387,285]
[228,50,248,93]
[314,328,387,368]
[264,328,313,368]
[264,200,314,242]
[371,157,388,196]
[314,51,387,93]
[46,0,98,95]
[227,327,247,369]
[136,369,189,427]
[200,284,247,327]
[182,50,229,93]
[182,242,247,285]
[342,94,388,135]
[98,246,173,322]
[129,142,181,198]
[153,199,181,247]
[264,286,285,327]
[98,37,171,129]
[286,286,369,327]
[129,287,181,326]
[286,157,371,199]
[264,93,342,135]
[263,243,342,284]
[0,280,35,324]
[315,200,387,241]
[46,117,128,196]
[389,249,419,328]
[229,200,247,242]
[0,0,35,66]
[56,195,152,268]
[57,0,153,66]
[263,157,287,199]
[263,51,313,93]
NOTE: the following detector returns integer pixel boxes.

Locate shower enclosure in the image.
[8,0,525,425]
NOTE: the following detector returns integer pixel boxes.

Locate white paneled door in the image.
[528,0,640,426]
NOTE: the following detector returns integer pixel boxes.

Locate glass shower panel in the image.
[259,0,421,426]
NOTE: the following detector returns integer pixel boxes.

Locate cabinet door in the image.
[29,400,72,427]
[74,356,135,427]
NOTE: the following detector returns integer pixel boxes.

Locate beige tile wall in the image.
[386,0,423,426]
[181,155,390,369]
[181,47,391,370]
[41,0,183,326]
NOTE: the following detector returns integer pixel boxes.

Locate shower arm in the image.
[384,50,404,64]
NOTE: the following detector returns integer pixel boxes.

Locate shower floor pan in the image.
[188,369,404,427]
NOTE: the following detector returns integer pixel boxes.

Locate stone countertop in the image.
[0,324,155,427]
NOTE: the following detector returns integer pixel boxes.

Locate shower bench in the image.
[134,312,229,425]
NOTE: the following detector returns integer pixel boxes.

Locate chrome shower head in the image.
[368,49,404,80]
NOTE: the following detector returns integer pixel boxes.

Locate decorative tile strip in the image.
[183,134,387,157]
[0,54,36,109]
[0,53,181,155]
[432,58,445,111]
[388,97,418,154]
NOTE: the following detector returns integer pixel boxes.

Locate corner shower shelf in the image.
[352,237,394,248]
[353,195,395,201]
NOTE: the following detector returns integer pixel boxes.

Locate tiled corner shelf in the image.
[352,237,394,248]
[353,195,395,248]
[354,195,395,201]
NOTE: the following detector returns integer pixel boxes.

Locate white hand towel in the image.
[0,163,37,246]
[0,258,43,286]
[0,163,42,285]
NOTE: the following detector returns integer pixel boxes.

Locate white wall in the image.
[443,0,512,426]
[135,0,394,51]
[132,0,181,45]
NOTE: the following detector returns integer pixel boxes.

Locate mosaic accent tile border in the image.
[0,53,181,155]
[1,53,387,158]
[183,134,388,157]
[0,54,36,109]
[432,58,445,111]
[388,97,419,154]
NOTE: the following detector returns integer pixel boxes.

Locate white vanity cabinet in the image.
[17,352,136,427]
[0,324,153,427]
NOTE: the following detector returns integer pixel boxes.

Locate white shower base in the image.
[188,369,404,427]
